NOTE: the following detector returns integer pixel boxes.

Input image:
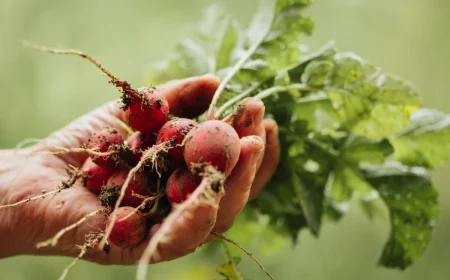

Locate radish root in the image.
[121,193,162,221]
[211,231,275,280]
[20,40,137,96]
[57,233,105,280]
[0,167,82,209]
[36,209,103,248]
[32,147,120,158]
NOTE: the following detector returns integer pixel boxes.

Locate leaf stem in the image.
[215,83,261,118]
[206,43,262,120]
[217,83,314,119]
[205,0,277,120]
[253,83,313,100]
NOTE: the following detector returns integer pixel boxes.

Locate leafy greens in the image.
[146,0,449,271]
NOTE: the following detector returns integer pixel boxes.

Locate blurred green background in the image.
[1,0,449,279]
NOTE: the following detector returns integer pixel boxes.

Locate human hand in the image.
[0,74,280,265]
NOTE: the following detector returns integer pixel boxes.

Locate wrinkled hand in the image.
[0,75,280,264]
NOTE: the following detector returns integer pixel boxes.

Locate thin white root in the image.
[57,233,104,280]
[36,209,102,248]
[121,194,162,222]
[21,40,121,84]
[0,168,82,209]
[99,142,171,250]
[31,147,119,158]
[58,247,86,280]
[136,165,225,280]
[220,239,244,280]
[211,231,275,280]
[0,189,59,209]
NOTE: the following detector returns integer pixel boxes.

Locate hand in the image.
[0,74,280,265]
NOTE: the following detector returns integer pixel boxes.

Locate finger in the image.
[232,97,265,139]
[249,119,280,199]
[159,74,220,118]
[232,97,265,170]
[210,136,264,235]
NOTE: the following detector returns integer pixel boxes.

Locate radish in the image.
[156,118,197,166]
[106,207,147,248]
[125,87,169,134]
[165,167,201,205]
[107,170,153,208]
[87,128,124,168]
[184,120,240,176]
[81,158,114,194]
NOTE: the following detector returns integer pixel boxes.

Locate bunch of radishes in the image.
[0,42,277,280]
[78,84,240,248]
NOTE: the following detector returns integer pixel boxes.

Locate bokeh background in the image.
[1,0,449,279]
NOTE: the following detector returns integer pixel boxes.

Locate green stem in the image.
[205,0,277,120]
[215,83,260,118]
[305,138,339,158]
[206,42,263,120]
[217,83,313,118]
[253,83,313,100]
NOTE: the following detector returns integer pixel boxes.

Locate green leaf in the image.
[300,53,422,138]
[362,162,439,269]
[146,5,238,85]
[231,1,313,87]
[326,164,373,204]
[358,195,387,221]
[391,109,450,168]
[295,92,340,131]
[324,135,391,218]
[341,135,394,164]
[301,60,334,87]
[291,171,323,235]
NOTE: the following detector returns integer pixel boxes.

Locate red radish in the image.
[108,170,152,208]
[184,120,240,176]
[87,127,124,168]
[125,131,156,165]
[81,158,114,194]
[165,167,201,205]
[125,87,169,134]
[156,118,197,166]
[106,207,147,248]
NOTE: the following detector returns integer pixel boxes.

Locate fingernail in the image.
[247,136,264,164]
